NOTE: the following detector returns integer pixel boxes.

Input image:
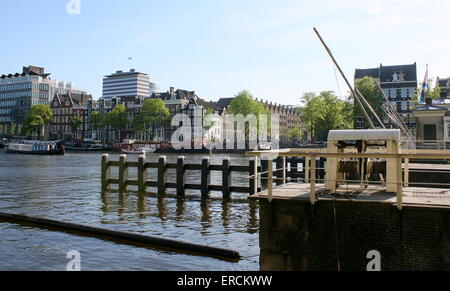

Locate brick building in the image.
[214,97,303,142]
[50,92,93,141]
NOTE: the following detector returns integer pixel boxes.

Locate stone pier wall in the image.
[259,199,450,271]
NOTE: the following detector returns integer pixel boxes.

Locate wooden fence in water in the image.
[101,154,326,198]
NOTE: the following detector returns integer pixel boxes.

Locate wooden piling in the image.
[158,156,167,195]
[101,154,111,192]
[249,158,256,195]
[138,155,147,193]
[101,155,259,197]
[177,156,186,197]
[119,154,128,193]
[201,157,211,198]
[0,212,241,260]
[222,158,231,198]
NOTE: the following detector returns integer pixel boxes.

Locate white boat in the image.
[5,140,65,155]
[121,146,157,155]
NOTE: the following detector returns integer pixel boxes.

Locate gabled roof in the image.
[196,98,217,111]
[152,89,199,101]
[380,63,417,83]
[215,97,235,109]
[354,63,417,83]
[412,105,448,112]
[433,98,450,105]
[355,68,379,80]
[51,92,93,107]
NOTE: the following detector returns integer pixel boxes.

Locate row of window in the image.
[384,88,416,99]
[0,116,11,122]
[0,91,32,99]
[53,108,74,115]
[0,83,32,91]
[0,91,49,100]
[31,99,49,105]
[0,101,16,107]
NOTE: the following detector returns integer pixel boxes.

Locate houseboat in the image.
[5,141,65,155]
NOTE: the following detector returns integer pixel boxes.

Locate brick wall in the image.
[259,199,450,271]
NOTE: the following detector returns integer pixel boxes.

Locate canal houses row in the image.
[0,66,304,145]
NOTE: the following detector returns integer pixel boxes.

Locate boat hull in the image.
[65,147,105,152]
[6,149,64,155]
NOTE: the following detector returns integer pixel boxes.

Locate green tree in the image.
[22,104,52,140]
[69,115,83,141]
[283,126,304,142]
[316,91,353,140]
[228,90,267,116]
[7,123,15,137]
[88,111,103,140]
[299,92,324,141]
[228,90,269,140]
[354,76,383,128]
[300,91,353,142]
[429,84,441,99]
[135,99,171,140]
[104,104,128,141]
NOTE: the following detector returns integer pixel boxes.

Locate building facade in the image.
[102,69,150,98]
[49,92,93,141]
[354,63,418,129]
[412,97,450,146]
[151,87,218,142]
[437,77,450,98]
[214,97,304,142]
[0,65,87,136]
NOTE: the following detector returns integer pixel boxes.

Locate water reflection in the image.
[0,152,260,271]
[100,190,259,233]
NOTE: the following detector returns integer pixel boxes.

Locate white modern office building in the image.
[102,69,150,98]
[0,66,86,135]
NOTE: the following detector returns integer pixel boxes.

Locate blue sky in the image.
[1,0,450,105]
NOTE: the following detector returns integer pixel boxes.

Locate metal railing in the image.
[246,149,450,210]
[401,140,450,151]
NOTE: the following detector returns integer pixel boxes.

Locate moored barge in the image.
[5,141,65,155]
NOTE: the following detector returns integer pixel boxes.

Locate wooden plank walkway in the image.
[252,183,450,207]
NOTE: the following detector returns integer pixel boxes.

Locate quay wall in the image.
[259,199,450,271]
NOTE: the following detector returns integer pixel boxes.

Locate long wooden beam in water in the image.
[0,212,241,261]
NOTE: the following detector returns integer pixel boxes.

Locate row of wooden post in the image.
[102,154,261,198]
[101,154,321,198]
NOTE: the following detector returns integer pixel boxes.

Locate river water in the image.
[0,151,260,271]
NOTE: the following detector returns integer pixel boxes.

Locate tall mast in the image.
[313,27,376,129]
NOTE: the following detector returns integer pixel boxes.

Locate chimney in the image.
[425,98,433,106]
[170,87,175,95]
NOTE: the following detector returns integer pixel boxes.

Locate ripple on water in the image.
[0,152,260,270]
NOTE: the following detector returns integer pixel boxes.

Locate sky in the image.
[1,0,450,105]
